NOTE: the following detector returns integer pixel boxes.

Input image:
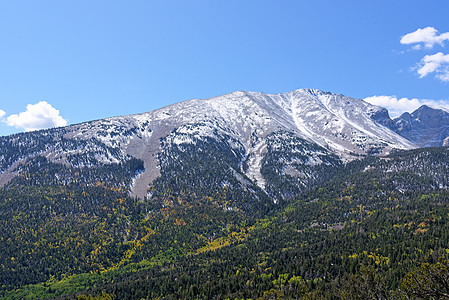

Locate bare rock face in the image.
[393,105,449,147]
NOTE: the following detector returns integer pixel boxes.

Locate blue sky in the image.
[0,0,448,136]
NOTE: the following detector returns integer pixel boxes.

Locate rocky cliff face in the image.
[393,105,449,147]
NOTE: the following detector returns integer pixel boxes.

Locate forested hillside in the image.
[1,147,449,299]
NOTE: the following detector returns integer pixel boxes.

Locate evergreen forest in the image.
[1,130,449,299]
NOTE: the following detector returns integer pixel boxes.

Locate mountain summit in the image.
[0,89,419,200]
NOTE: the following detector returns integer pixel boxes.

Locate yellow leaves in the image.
[196,237,230,253]
[359,204,364,213]
[140,228,155,243]
[367,252,390,265]
[414,228,429,234]
[108,227,155,271]
[393,222,415,229]
[160,208,172,220]
[272,273,289,286]
[348,253,359,259]
[90,245,102,259]
[350,204,365,214]
[418,221,427,227]
[196,225,255,253]
[174,218,187,226]
[348,251,390,265]
[369,232,379,239]
[413,221,429,235]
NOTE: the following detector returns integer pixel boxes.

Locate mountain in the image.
[0,89,415,204]
[393,105,449,147]
[2,88,449,299]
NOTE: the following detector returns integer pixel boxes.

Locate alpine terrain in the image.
[1,88,449,299]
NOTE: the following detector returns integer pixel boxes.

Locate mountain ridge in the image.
[0,89,449,203]
[1,88,446,202]
[393,104,449,147]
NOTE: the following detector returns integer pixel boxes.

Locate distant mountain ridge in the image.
[393,105,449,147]
[0,89,415,199]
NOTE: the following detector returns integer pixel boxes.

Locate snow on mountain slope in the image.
[290,89,415,155]
[0,89,416,199]
[61,89,414,196]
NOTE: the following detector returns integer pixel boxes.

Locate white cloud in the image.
[438,71,449,82]
[0,110,5,119]
[364,95,449,117]
[416,52,449,81]
[364,96,421,117]
[6,101,67,132]
[400,27,449,83]
[400,27,449,49]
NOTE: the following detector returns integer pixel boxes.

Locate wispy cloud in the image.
[400,27,449,49]
[364,95,449,117]
[416,52,449,81]
[0,110,5,119]
[400,27,449,82]
[5,101,67,132]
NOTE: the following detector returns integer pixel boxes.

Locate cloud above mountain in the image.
[364,95,449,117]
[401,27,449,82]
[416,52,449,82]
[5,101,67,132]
[400,27,449,49]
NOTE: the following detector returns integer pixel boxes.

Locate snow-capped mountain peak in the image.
[0,89,417,200]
